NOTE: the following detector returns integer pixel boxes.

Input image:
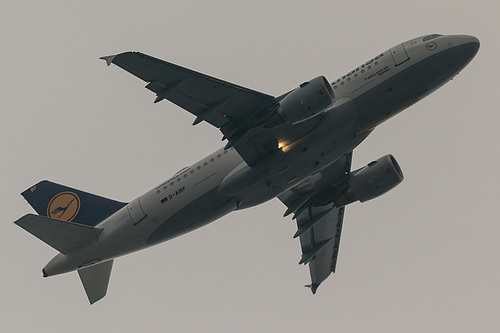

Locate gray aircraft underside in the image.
[15,34,479,304]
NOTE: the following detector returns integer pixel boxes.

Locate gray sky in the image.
[1,1,499,332]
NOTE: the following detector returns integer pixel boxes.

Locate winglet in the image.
[305,283,319,294]
[99,55,117,66]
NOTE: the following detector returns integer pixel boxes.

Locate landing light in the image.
[278,141,293,153]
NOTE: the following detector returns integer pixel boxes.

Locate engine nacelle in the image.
[334,155,404,207]
[277,76,335,124]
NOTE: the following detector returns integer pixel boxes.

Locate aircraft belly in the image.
[232,99,361,209]
[147,188,237,245]
[354,46,470,131]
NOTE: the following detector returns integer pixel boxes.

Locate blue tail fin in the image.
[22,180,127,227]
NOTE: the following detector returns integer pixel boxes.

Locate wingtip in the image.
[99,55,117,66]
[305,283,319,294]
[88,293,107,305]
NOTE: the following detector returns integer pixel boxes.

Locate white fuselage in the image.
[43,35,479,276]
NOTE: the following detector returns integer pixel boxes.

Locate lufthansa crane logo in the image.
[426,42,437,51]
[47,192,81,222]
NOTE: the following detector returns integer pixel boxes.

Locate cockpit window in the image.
[423,34,442,42]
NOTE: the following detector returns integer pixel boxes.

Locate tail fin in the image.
[22,180,127,227]
[78,260,114,304]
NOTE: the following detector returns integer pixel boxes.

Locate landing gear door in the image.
[128,198,146,225]
[390,44,409,66]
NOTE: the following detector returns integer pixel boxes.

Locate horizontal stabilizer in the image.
[78,260,113,304]
[14,214,102,254]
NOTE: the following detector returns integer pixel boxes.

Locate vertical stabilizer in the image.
[22,180,127,227]
[77,260,114,304]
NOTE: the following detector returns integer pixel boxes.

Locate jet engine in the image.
[333,155,404,207]
[277,76,335,124]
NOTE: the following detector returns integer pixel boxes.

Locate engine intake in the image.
[277,76,335,124]
[334,155,404,207]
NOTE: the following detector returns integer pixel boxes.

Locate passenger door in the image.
[390,44,410,66]
[127,198,146,225]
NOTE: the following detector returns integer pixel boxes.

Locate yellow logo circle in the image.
[47,192,80,222]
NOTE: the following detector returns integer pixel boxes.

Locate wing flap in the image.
[293,209,331,238]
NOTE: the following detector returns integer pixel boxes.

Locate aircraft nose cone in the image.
[468,35,480,48]
[460,35,480,53]
[439,35,480,73]
[452,35,480,59]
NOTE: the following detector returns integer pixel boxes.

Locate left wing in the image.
[101,52,278,165]
[278,152,352,293]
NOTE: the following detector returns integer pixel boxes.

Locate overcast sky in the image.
[1,1,499,332]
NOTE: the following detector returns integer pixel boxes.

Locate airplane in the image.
[15,34,479,304]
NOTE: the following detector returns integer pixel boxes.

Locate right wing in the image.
[101,52,275,129]
[101,52,282,166]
